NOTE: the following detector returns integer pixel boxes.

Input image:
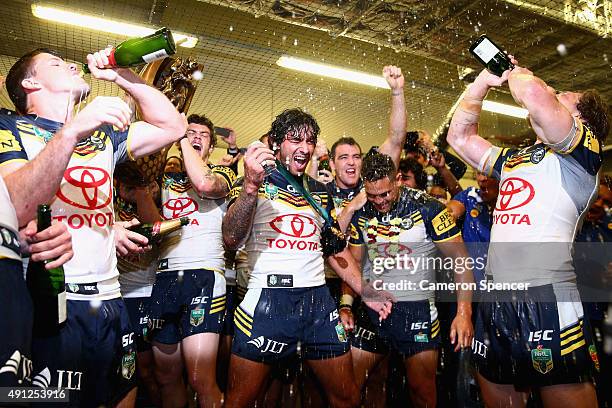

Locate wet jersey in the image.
[115,195,158,298]
[228,169,333,289]
[0,176,20,261]
[324,179,362,278]
[481,119,602,286]
[350,187,461,301]
[0,113,132,300]
[158,165,236,273]
[452,187,492,283]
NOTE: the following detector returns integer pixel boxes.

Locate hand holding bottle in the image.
[19,219,73,269]
[85,48,128,83]
[113,219,150,256]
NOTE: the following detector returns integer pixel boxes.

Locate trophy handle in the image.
[114,57,203,187]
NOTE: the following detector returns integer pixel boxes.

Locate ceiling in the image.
[0,0,610,163]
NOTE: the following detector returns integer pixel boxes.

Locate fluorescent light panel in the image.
[32,5,197,48]
[276,56,390,89]
[482,100,528,119]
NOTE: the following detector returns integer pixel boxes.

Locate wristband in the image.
[339,304,353,311]
[340,294,354,307]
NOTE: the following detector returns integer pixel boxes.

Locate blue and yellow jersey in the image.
[350,186,461,301]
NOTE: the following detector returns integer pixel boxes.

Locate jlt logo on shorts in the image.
[247,336,288,354]
[472,339,488,358]
[354,326,376,341]
[32,367,83,390]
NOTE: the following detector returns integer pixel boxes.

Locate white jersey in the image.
[481,119,601,286]
[0,176,21,261]
[0,114,133,300]
[158,166,235,273]
[228,172,332,289]
[115,196,158,298]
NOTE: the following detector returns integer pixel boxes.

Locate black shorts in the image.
[366,299,440,358]
[232,285,350,363]
[222,284,237,336]
[123,297,152,352]
[31,298,136,407]
[148,269,226,344]
[473,284,598,387]
[350,301,389,355]
[0,259,33,388]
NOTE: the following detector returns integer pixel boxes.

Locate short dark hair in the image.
[362,152,396,182]
[398,157,427,190]
[330,137,361,159]
[5,48,63,114]
[576,90,609,142]
[268,108,319,149]
[186,114,216,148]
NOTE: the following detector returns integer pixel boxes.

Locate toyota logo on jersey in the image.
[163,198,199,219]
[270,214,318,238]
[56,166,112,210]
[496,177,535,211]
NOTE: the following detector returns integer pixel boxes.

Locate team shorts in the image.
[351,301,389,355]
[473,283,598,387]
[31,297,136,407]
[232,285,350,363]
[366,299,441,358]
[148,269,226,344]
[123,297,153,352]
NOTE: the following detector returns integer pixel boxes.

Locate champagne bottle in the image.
[83,27,177,73]
[129,217,189,243]
[26,205,67,336]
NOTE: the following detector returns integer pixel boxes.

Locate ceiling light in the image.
[482,100,528,119]
[276,56,390,89]
[32,5,198,48]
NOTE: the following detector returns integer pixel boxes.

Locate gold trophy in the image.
[114,57,203,186]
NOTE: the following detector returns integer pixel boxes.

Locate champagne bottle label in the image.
[58,291,67,324]
[142,49,169,64]
[473,39,498,63]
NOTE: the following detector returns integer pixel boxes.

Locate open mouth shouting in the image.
[191,139,203,152]
[292,152,310,171]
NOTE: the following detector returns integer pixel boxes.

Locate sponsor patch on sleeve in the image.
[431,208,455,236]
[0,130,22,154]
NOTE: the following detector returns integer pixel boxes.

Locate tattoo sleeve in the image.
[222,188,258,249]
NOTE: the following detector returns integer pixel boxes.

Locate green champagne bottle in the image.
[26,205,67,336]
[128,217,189,243]
[83,27,177,73]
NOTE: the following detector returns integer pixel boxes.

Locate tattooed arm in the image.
[180,138,229,199]
[222,142,274,249]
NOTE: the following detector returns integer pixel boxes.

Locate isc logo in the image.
[411,322,428,330]
[191,296,210,305]
[122,333,134,348]
[528,330,553,342]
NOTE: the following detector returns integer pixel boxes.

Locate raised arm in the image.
[222,142,274,249]
[507,66,574,146]
[447,68,511,169]
[180,138,230,199]
[86,50,186,159]
[378,65,407,168]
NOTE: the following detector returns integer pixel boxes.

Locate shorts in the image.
[366,299,440,358]
[31,298,137,407]
[0,259,33,387]
[123,297,152,352]
[232,285,350,363]
[473,284,598,386]
[325,277,342,303]
[148,269,226,344]
[222,284,237,336]
[351,301,389,355]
